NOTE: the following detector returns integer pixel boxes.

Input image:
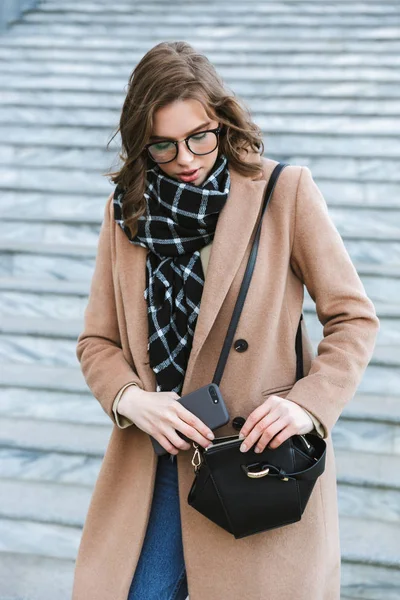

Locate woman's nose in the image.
[176,140,195,164]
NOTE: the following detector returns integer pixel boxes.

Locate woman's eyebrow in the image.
[149,121,212,141]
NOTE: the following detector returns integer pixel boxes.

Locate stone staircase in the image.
[0,0,399,598]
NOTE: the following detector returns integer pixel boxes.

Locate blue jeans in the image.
[127,454,189,600]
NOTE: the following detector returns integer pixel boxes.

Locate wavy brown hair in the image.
[104,40,265,237]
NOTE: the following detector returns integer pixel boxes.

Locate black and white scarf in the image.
[113,153,231,394]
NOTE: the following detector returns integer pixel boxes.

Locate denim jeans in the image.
[127,453,189,600]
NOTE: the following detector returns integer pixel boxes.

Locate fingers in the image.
[254,419,295,453]
[154,433,180,455]
[239,395,298,452]
[239,409,283,453]
[175,420,214,449]
[175,404,215,447]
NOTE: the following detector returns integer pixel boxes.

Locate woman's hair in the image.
[104,41,265,237]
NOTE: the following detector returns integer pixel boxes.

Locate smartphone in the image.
[150,383,230,456]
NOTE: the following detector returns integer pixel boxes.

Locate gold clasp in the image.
[191,443,202,473]
[246,466,270,479]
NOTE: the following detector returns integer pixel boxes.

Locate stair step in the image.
[8,21,400,41]
[1,47,400,71]
[0,553,75,600]
[21,11,400,27]
[0,241,95,280]
[2,35,400,55]
[333,418,400,456]
[341,562,400,600]
[0,517,80,560]
[2,88,400,127]
[340,516,400,568]
[0,478,92,527]
[0,447,101,487]
[0,385,106,425]
[3,73,400,104]
[0,415,110,455]
[36,0,400,13]
[2,58,400,84]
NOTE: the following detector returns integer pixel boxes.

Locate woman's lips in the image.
[178,168,200,182]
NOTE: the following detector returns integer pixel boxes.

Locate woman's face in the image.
[148,98,220,186]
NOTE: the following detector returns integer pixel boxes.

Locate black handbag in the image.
[187,163,327,539]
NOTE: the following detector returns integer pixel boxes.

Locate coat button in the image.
[232,416,246,431]
[234,338,248,352]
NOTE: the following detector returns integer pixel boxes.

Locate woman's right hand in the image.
[117,385,215,455]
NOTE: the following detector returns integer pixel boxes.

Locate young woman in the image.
[72,41,379,600]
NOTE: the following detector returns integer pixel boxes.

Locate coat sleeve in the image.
[112,382,137,429]
[286,166,380,438]
[76,193,144,426]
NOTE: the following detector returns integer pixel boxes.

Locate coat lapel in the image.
[181,164,268,393]
[119,152,271,393]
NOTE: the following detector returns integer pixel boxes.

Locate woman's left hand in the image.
[238,395,315,453]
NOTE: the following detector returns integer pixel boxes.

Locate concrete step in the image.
[0,447,101,487]
[2,87,400,123]
[2,35,400,55]
[0,517,80,560]
[0,478,93,527]
[0,553,75,600]
[341,562,400,600]
[0,385,106,425]
[3,91,400,123]
[2,58,400,84]
[0,414,110,456]
[0,241,95,280]
[1,46,400,70]
[340,516,400,569]
[8,21,400,40]
[35,0,400,13]
[22,10,400,27]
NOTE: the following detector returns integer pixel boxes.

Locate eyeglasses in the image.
[144,126,222,164]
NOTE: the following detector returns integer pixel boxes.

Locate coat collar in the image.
[118,151,274,394]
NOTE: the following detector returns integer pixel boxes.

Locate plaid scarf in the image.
[113,153,231,393]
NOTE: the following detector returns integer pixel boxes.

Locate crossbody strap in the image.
[212,162,290,386]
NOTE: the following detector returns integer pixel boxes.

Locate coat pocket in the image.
[261,383,294,397]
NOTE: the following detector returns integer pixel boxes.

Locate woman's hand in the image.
[117,386,215,455]
[238,395,314,453]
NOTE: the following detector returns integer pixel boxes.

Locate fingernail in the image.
[254,447,260,454]
[238,432,245,440]
[240,444,247,452]
[206,443,213,449]
[207,433,215,440]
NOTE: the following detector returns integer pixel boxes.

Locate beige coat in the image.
[73,152,379,600]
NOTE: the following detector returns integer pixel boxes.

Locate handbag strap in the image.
[212,162,300,386]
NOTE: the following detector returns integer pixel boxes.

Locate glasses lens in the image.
[188,131,218,155]
[147,141,176,163]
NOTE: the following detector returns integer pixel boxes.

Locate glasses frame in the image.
[144,125,222,164]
